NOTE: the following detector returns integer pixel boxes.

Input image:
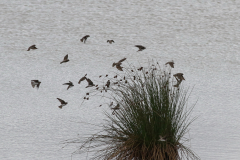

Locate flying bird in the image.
[173,73,185,82]
[57,98,68,109]
[80,35,90,43]
[107,40,115,44]
[105,80,110,88]
[78,74,87,84]
[86,78,95,88]
[31,80,41,89]
[112,58,126,71]
[135,45,146,51]
[27,45,37,51]
[63,81,74,90]
[111,104,120,115]
[60,54,69,64]
[158,135,166,142]
[165,61,174,68]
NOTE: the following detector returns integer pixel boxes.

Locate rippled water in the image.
[1,0,240,159]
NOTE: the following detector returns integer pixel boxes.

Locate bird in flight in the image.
[60,54,69,64]
[173,73,185,82]
[85,78,95,88]
[80,35,90,43]
[27,45,37,51]
[165,61,174,68]
[57,98,68,109]
[112,58,126,71]
[63,81,74,90]
[78,74,87,84]
[107,40,115,44]
[135,45,146,51]
[31,80,41,89]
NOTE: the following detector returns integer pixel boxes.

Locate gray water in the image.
[1,0,240,159]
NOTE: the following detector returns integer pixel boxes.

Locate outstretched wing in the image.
[63,54,68,61]
[31,80,35,88]
[86,78,94,85]
[57,98,66,104]
[118,58,126,63]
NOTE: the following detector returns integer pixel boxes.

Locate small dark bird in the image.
[112,58,126,71]
[138,67,143,71]
[165,61,174,68]
[112,58,126,67]
[105,80,110,88]
[31,80,41,89]
[57,98,68,109]
[63,81,74,90]
[111,104,120,115]
[27,45,37,51]
[60,54,69,64]
[80,35,90,43]
[107,40,115,44]
[173,73,185,82]
[86,78,95,88]
[78,74,87,84]
[135,45,146,51]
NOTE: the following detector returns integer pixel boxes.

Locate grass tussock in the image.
[69,62,199,160]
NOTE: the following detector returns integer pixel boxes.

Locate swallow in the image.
[158,135,166,142]
[60,54,69,64]
[63,81,74,90]
[78,74,87,84]
[57,98,68,109]
[107,40,115,44]
[112,58,126,71]
[111,104,120,115]
[135,45,146,51]
[105,80,110,88]
[165,61,174,68]
[86,78,95,88]
[80,35,90,43]
[31,80,41,89]
[173,73,185,82]
[27,45,37,51]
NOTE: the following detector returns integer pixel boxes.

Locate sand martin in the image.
[60,54,69,64]
[135,45,146,51]
[31,80,41,89]
[27,45,37,51]
[63,81,74,90]
[57,98,68,109]
[80,35,90,43]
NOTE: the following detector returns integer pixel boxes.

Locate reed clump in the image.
[70,62,199,160]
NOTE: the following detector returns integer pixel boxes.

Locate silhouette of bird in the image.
[105,80,110,88]
[63,81,74,90]
[27,45,37,51]
[78,74,87,84]
[80,35,90,43]
[60,54,69,64]
[57,98,68,109]
[86,78,95,88]
[107,40,115,44]
[112,58,126,71]
[111,104,120,115]
[135,45,146,51]
[31,80,41,89]
[173,73,185,82]
[165,61,174,68]
[158,135,166,142]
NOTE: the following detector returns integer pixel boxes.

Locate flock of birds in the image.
[29,35,185,109]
